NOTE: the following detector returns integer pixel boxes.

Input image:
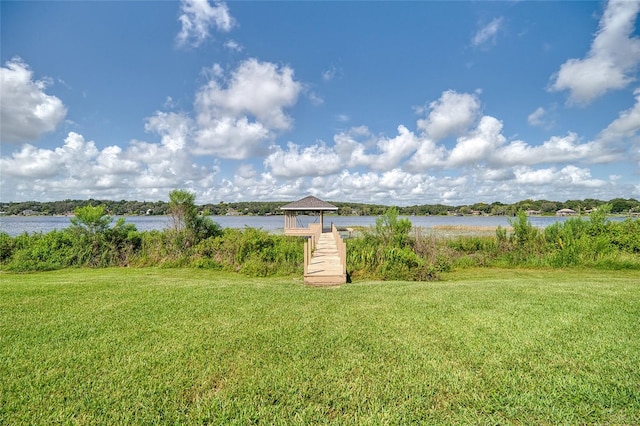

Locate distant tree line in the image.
[1,197,639,217]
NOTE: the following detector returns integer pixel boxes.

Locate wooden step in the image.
[304,232,346,285]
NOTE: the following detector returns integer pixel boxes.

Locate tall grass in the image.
[1,268,638,424]
[1,206,639,279]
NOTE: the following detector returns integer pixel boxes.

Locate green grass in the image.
[1,268,639,425]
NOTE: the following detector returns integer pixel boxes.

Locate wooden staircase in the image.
[303,225,347,286]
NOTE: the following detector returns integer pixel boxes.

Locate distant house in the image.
[526,209,542,215]
[556,208,577,216]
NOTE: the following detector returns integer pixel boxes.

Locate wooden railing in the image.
[331,223,347,275]
[303,223,322,275]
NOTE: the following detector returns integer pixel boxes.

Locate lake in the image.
[0,214,606,237]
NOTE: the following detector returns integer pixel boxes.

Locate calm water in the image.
[0,214,605,237]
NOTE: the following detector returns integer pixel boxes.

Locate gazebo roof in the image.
[280,195,338,211]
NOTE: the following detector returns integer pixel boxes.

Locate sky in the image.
[1,0,640,206]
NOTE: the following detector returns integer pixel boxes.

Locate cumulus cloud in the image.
[1,58,67,143]
[193,58,302,158]
[417,90,481,140]
[550,0,640,104]
[448,116,506,166]
[492,133,605,166]
[264,124,424,179]
[597,88,640,142]
[176,0,235,48]
[196,59,301,130]
[403,137,446,172]
[194,117,271,159]
[514,165,607,188]
[264,142,342,178]
[145,111,194,152]
[1,131,219,201]
[366,126,420,171]
[472,17,504,47]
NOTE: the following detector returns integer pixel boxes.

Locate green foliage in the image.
[0,231,15,263]
[194,228,303,276]
[168,189,222,249]
[373,206,413,246]
[2,197,638,275]
[509,210,538,248]
[348,208,440,281]
[3,230,74,271]
[70,204,112,233]
[499,209,640,269]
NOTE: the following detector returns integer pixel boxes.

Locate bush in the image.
[347,208,443,281]
[193,228,303,276]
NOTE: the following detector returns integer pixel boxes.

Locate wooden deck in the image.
[304,231,346,286]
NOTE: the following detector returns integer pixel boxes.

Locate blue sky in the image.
[1,0,639,205]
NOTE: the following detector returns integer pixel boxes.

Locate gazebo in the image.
[280,195,338,236]
[281,195,346,285]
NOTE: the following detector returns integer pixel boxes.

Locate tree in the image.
[169,189,198,233]
[70,204,112,234]
[168,189,222,246]
[374,207,412,247]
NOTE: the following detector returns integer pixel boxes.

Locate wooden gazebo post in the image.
[280,195,338,236]
[280,195,346,285]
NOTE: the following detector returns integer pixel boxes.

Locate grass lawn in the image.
[1,268,639,425]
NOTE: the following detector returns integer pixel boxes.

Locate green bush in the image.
[193,228,303,276]
[347,208,442,281]
[1,205,637,275]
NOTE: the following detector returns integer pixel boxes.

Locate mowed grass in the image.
[1,268,638,425]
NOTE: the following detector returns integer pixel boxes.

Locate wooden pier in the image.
[281,196,347,286]
[303,225,346,286]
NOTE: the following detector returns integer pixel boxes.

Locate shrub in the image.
[193,228,303,276]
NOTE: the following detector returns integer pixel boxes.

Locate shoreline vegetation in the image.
[1,191,639,278]
[2,197,639,217]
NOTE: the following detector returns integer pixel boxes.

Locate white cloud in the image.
[333,127,371,167]
[264,125,422,178]
[176,0,235,48]
[1,131,220,201]
[550,0,640,104]
[322,66,337,81]
[264,142,342,178]
[193,59,302,159]
[515,165,607,188]
[0,58,67,143]
[403,137,446,172]
[528,107,546,127]
[417,90,481,140]
[145,111,194,152]
[492,133,603,166]
[597,88,640,142]
[448,116,506,166]
[224,39,243,52]
[0,143,63,178]
[195,58,301,130]
[368,125,420,171]
[472,17,503,47]
[194,116,271,159]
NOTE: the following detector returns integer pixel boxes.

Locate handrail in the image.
[303,223,323,274]
[331,223,347,275]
